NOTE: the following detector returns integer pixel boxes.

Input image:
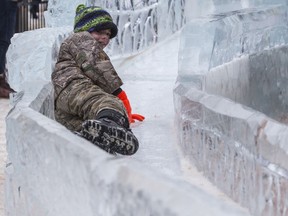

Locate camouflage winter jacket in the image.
[52,31,123,101]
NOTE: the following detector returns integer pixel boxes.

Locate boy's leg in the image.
[55,80,127,130]
[54,109,83,132]
[68,80,127,121]
[55,80,139,155]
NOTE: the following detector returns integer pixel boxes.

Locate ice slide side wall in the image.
[174,5,288,216]
[174,65,288,216]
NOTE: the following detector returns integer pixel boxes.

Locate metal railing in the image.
[16,0,48,33]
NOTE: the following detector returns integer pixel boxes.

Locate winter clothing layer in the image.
[74,4,118,38]
[54,79,126,131]
[52,31,123,100]
[52,31,125,131]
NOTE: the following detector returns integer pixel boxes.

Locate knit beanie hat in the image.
[74,4,118,38]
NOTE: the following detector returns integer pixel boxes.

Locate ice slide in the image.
[5,0,288,215]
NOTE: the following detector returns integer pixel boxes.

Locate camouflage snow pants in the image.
[54,79,127,132]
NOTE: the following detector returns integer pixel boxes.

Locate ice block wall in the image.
[174,4,288,216]
[44,0,286,58]
[7,27,72,93]
[45,0,186,57]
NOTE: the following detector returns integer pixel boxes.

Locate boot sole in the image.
[81,119,139,155]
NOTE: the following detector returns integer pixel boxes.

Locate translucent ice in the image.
[174,3,288,216]
[7,27,72,92]
[178,5,288,79]
[44,0,186,57]
[44,0,85,28]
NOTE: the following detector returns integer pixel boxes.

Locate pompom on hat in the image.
[74,4,118,38]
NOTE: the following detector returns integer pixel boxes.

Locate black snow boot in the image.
[79,109,139,155]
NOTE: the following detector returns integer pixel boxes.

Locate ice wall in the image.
[7,27,72,92]
[44,0,84,27]
[174,3,288,216]
[44,0,287,58]
[178,4,288,79]
[44,0,186,57]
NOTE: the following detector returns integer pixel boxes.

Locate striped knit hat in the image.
[74,4,118,38]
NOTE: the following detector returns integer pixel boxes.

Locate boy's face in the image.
[90,29,111,49]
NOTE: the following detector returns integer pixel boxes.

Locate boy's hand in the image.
[131,114,145,122]
[117,90,145,124]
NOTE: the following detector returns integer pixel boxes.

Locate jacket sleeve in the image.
[69,32,123,94]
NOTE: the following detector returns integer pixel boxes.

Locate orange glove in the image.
[117,90,145,123]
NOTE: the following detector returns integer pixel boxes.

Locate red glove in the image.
[117,90,145,123]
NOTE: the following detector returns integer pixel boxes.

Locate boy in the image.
[51,4,144,155]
